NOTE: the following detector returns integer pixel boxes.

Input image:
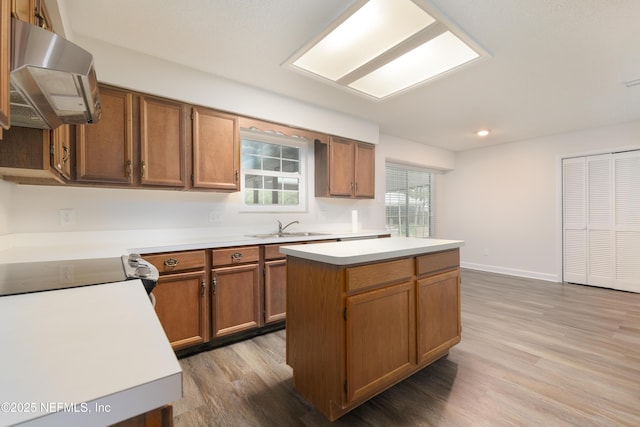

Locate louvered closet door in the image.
[563,151,640,292]
[586,155,613,287]
[613,151,640,292]
[563,157,587,284]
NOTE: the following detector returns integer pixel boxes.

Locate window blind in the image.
[385,162,434,237]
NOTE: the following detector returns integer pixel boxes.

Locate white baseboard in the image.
[461,262,561,283]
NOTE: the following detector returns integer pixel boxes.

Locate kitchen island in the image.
[280,237,464,421]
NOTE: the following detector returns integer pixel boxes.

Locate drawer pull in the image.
[164,258,179,268]
[231,252,243,261]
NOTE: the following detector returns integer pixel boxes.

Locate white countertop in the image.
[280,237,464,265]
[0,280,182,427]
[0,229,389,264]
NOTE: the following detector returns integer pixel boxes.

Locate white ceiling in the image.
[54,0,640,151]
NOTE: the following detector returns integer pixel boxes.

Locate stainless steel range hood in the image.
[10,17,102,129]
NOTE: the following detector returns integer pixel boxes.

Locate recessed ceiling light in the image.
[284,0,488,100]
[476,129,490,137]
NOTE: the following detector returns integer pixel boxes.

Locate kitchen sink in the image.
[248,232,330,239]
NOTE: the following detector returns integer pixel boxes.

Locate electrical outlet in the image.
[209,210,222,223]
[59,209,75,226]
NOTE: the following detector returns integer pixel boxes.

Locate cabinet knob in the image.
[231,252,243,261]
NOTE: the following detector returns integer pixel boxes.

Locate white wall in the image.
[437,119,640,281]
[0,181,10,235]
[4,167,379,236]
[2,133,457,235]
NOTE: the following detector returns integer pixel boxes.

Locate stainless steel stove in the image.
[0,254,159,297]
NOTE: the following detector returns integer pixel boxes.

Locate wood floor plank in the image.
[172,269,640,426]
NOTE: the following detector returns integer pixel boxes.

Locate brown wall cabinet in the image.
[192,107,239,191]
[286,249,460,421]
[315,136,375,198]
[75,86,241,192]
[76,85,134,184]
[211,246,261,337]
[77,86,188,188]
[143,250,209,351]
[140,95,187,187]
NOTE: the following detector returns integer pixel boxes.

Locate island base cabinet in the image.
[417,269,461,365]
[345,281,416,403]
[286,248,461,421]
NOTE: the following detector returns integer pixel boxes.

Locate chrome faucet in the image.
[278,220,299,235]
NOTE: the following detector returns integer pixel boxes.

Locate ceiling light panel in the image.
[348,31,480,99]
[292,0,435,81]
[285,0,487,100]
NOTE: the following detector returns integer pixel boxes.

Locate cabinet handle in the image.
[164,258,179,268]
[231,252,243,261]
[62,146,70,164]
[235,170,239,183]
[355,182,358,192]
[350,181,354,190]
[126,160,132,178]
[141,161,146,178]
[201,280,206,297]
[212,276,217,294]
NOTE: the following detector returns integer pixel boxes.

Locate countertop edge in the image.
[280,238,464,265]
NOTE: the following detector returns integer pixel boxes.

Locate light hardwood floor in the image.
[172,269,640,426]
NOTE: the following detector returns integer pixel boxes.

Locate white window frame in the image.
[240,129,309,213]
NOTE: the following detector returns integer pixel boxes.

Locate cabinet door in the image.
[192,107,239,190]
[153,270,208,350]
[328,137,355,196]
[51,125,71,180]
[212,263,260,337]
[76,86,134,184]
[416,269,460,365]
[140,96,186,187]
[345,281,415,404]
[354,142,375,198]
[264,259,287,323]
[0,0,9,132]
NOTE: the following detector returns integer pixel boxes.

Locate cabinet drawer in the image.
[346,258,413,293]
[143,250,206,274]
[264,244,286,260]
[264,242,307,260]
[212,246,259,266]
[416,249,459,276]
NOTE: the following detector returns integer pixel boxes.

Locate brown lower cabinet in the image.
[286,248,461,421]
[264,259,287,323]
[211,246,261,337]
[143,236,385,355]
[143,250,209,351]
